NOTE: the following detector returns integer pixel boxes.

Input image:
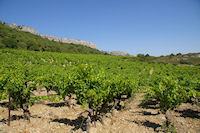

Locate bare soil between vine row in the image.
[0,90,200,133]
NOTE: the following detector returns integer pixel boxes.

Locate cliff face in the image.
[40,34,98,49]
[6,23,98,49]
[6,24,38,34]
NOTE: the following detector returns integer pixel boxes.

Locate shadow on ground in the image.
[131,110,159,116]
[139,99,159,110]
[0,115,24,124]
[133,120,161,131]
[0,102,17,110]
[52,116,87,131]
[0,115,41,124]
[0,102,8,108]
[175,109,200,119]
[46,102,70,107]
[142,111,159,116]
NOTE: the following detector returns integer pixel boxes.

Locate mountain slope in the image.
[122,53,200,65]
[155,53,200,65]
[0,22,103,54]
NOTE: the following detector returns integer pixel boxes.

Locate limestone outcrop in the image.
[6,23,98,49]
[40,34,98,49]
[104,51,131,56]
[6,24,38,34]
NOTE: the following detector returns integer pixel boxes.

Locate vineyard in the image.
[0,49,200,133]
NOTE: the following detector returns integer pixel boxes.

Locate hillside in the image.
[155,53,200,65]
[122,53,200,66]
[0,21,199,64]
[5,23,98,49]
[0,22,102,54]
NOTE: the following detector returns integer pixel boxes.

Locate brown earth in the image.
[0,90,200,133]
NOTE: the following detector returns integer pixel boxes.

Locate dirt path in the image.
[97,93,200,133]
[93,93,165,133]
[0,93,200,133]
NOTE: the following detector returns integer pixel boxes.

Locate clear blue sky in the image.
[0,0,200,56]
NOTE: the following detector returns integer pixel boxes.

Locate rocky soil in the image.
[0,91,200,133]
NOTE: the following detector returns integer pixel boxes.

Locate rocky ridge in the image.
[104,51,132,56]
[5,23,98,49]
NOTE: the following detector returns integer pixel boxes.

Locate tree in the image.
[27,40,39,51]
[176,53,182,56]
[137,54,145,61]
[169,53,175,57]
[18,42,27,49]
[2,37,18,48]
[0,42,6,48]
[137,53,145,58]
